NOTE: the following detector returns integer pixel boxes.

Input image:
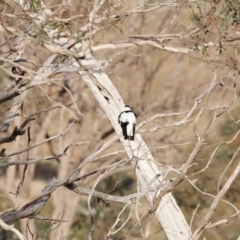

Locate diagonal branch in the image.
[0,219,26,240]
[191,148,240,240]
[74,56,192,240]
[0,117,35,145]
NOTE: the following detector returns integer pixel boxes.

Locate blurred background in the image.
[0,0,240,239]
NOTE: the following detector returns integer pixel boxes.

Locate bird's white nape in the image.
[124,106,131,111]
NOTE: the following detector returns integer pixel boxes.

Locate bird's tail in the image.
[129,135,134,141]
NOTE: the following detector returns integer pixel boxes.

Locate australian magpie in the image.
[118,105,137,141]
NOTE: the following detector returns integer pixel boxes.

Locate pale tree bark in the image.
[74,57,192,239]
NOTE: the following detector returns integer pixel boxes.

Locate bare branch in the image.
[0,117,35,145]
[192,148,240,240]
[0,219,26,240]
[1,194,50,223]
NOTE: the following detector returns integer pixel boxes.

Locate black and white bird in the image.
[118,105,137,141]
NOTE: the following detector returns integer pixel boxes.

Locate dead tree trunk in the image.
[75,57,192,240]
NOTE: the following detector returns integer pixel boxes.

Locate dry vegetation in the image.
[0,0,240,239]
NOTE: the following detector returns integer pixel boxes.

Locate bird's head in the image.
[124,105,131,111]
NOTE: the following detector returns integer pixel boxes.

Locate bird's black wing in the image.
[129,124,135,141]
[121,122,128,140]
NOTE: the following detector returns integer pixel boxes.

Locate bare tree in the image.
[0,0,240,239]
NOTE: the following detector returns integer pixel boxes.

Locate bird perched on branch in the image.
[118,105,137,141]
